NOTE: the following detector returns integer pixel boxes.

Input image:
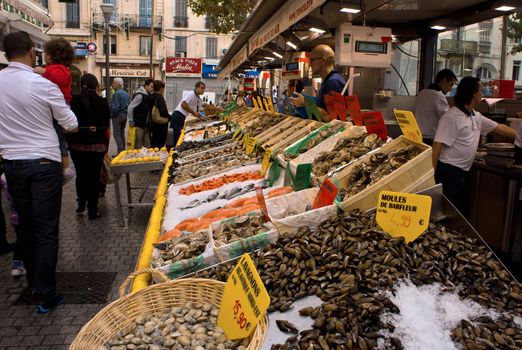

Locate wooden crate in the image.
[269,121,323,154]
[261,119,310,151]
[329,136,433,212]
[230,109,260,124]
[255,117,296,144]
[402,168,435,194]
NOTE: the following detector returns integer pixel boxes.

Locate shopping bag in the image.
[100,154,115,184]
[127,126,136,149]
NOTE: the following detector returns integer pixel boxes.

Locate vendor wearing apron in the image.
[171,81,208,147]
[414,69,457,145]
[432,76,515,213]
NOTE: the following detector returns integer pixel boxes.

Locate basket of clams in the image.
[70,268,268,350]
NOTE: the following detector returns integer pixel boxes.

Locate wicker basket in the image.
[70,268,268,350]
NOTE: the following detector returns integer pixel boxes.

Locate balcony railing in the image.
[66,17,80,28]
[479,41,491,54]
[439,39,478,54]
[173,16,188,28]
[92,13,162,29]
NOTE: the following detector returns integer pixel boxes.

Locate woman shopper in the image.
[148,80,170,148]
[67,74,110,220]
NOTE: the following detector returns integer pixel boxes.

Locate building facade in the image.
[0,0,52,67]
[45,0,234,109]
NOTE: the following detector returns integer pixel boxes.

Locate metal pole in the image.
[500,15,508,80]
[105,13,111,105]
[150,0,154,78]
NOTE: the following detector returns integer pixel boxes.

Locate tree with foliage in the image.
[188,0,257,34]
[507,12,522,54]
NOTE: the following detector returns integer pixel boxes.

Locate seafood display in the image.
[340,145,422,198]
[179,172,263,195]
[102,302,250,350]
[192,211,522,349]
[243,113,286,136]
[169,159,258,184]
[153,230,209,267]
[179,183,258,211]
[175,145,251,167]
[175,135,233,156]
[111,147,169,166]
[312,134,384,176]
[284,122,345,160]
[212,214,272,247]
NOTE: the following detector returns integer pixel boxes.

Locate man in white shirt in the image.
[0,32,78,313]
[170,81,208,147]
[414,69,457,145]
[433,76,515,212]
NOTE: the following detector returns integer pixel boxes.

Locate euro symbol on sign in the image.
[419,219,424,226]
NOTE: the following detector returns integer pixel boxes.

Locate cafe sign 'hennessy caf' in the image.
[165,58,202,75]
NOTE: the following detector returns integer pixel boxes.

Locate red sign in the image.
[312,179,338,209]
[165,58,202,74]
[345,95,363,126]
[362,111,388,140]
[324,92,347,121]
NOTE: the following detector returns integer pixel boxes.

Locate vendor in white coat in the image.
[432,76,515,212]
[414,69,457,145]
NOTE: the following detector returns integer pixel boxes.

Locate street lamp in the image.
[100,2,114,105]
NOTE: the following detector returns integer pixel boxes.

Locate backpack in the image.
[151,96,169,124]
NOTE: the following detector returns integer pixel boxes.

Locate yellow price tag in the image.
[264,97,274,112]
[394,109,423,143]
[260,149,272,177]
[233,128,242,141]
[218,254,270,340]
[376,191,431,243]
[245,136,257,155]
[252,98,260,109]
[257,96,265,110]
[242,133,250,148]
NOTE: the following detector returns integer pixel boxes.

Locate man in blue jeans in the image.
[111,77,130,154]
[0,32,78,313]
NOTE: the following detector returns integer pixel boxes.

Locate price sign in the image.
[312,178,338,209]
[233,128,243,142]
[242,133,250,148]
[260,148,273,177]
[264,97,275,112]
[257,96,265,110]
[245,136,257,155]
[362,111,388,140]
[376,191,431,243]
[324,92,347,121]
[255,187,270,222]
[218,254,270,340]
[252,98,260,109]
[394,109,423,143]
[345,96,363,126]
[304,96,322,122]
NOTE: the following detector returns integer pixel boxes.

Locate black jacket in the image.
[68,92,110,147]
[147,92,170,124]
[132,91,150,128]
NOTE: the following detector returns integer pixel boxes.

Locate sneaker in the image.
[37,294,64,314]
[11,261,26,277]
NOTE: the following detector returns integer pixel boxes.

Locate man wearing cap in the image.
[414,69,457,145]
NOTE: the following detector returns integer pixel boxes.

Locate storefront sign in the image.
[218,254,270,340]
[394,109,423,143]
[231,47,248,72]
[202,63,219,79]
[102,69,150,77]
[376,191,431,243]
[87,43,97,53]
[75,42,88,57]
[165,57,202,74]
[248,0,326,53]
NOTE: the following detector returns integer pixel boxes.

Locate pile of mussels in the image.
[193,211,522,349]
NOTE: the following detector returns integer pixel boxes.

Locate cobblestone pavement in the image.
[0,170,159,350]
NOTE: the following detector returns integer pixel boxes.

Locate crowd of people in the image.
[0,31,179,314]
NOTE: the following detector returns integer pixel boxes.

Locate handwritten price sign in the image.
[324,92,347,121]
[218,254,270,340]
[376,191,431,243]
[260,148,273,177]
[362,111,388,140]
[345,95,363,126]
[393,109,423,143]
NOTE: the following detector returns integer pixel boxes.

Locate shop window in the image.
[175,36,187,55]
[65,0,79,28]
[513,61,521,81]
[206,37,217,58]
[140,36,151,56]
[478,20,493,54]
[476,67,492,79]
[103,36,117,55]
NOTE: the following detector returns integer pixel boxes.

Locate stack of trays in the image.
[484,143,515,167]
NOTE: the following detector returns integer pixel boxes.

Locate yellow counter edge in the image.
[131,150,174,292]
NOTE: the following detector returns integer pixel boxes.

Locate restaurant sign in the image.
[102,69,150,77]
[166,58,202,74]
